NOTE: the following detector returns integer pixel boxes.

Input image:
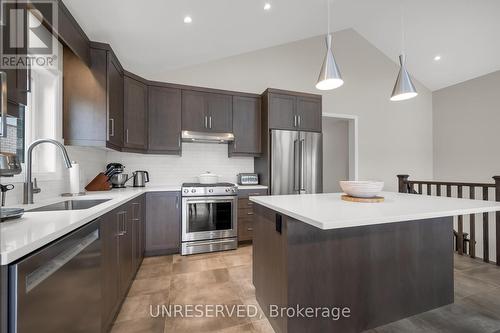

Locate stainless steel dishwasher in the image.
[8,219,101,333]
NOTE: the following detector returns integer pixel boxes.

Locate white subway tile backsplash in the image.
[2,143,254,205]
[106,143,254,185]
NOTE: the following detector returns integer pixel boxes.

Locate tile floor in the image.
[111,246,500,333]
[111,245,273,333]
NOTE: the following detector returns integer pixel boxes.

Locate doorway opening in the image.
[322,113,358,192]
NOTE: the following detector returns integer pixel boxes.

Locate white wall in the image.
[323,117,349,192]
[106,143,254,185]
[433,70,500,262]
[156,29,434,191]
[433,70,500,183]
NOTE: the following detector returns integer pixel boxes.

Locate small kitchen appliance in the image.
[106,163,128,188]
[181,182,238,255]
[237,173,259,185]
[131,171,149,187]
[110,173,129,188]
[0,152,22,177]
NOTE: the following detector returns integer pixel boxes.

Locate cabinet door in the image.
[100,211,120,331]
[268,93,297,130]
[131,199,143,271]
[124,76,147,150]
[0,1,29,106]
[206,93,232,132]
[145,192,181,255]
[182,90,208,132]
[117,210,134,298]
[107,54,124,148]
[230,96,261,155]
[148,86,181,153]
[296,96,322,132]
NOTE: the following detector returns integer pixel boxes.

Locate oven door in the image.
[182,196,237,242]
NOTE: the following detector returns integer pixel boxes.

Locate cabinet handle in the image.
[209,116,212,129]
[293,115,297,127]
[204,116,208,129]
[126,129,129,143]
[247,202,253,206]
[0,71,7,138]
[176,196,179,209]
[298,116,301,127]
[247,212,254,215]
[109,118,115,137]
[247,227,253,231]
[178,133,181,148]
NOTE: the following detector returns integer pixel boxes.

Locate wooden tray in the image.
[341,195,384,203]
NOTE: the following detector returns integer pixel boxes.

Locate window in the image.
[23,13,63,180]
[25,45,63,177]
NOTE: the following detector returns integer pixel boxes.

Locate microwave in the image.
[237,173,259,185]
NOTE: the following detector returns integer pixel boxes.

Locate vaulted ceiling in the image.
[63,0,500,91]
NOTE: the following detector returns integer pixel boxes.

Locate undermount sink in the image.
[27,199,111,212]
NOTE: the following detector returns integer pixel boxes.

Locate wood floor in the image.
[111,245,500,333]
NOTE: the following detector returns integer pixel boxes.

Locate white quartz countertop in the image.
[0,186,181,265]
[249,192,500,231]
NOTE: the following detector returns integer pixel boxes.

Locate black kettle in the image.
[132,171,149,187]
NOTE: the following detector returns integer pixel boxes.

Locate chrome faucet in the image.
[24,139,72,204]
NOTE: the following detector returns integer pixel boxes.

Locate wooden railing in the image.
[397,175,500,265]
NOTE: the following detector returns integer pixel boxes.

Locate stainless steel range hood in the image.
[181,131,235,144]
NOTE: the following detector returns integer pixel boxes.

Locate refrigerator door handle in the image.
[293,139,300,192]
[300,139,306,193]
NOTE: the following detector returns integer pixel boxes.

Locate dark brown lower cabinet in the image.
[101,210,120,332]
[237,188,268,242]
[101,195,145,332]
[145,191,181,256]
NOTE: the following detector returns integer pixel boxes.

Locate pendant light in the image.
[316,0,343,91]
[390,3,418,101]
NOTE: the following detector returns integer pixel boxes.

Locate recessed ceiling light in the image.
[264,3,271,10]
[434,55,441,61]
[184,16,192,24]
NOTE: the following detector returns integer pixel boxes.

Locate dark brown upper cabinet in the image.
[2,68,29,108]
[0,1,29,107]
[206,93,232,132]
[182,90,232,133]
[107,52,124,149]
[229,96,261,156]
[63,43,124,149]
[123,74,148,151]
[265,89,322,132]
[148,86,182,155]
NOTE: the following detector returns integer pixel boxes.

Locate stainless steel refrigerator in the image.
[270,130,322,195]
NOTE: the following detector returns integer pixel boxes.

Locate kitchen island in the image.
[249,192,500,333]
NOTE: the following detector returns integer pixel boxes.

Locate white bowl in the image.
[339,181,384,198]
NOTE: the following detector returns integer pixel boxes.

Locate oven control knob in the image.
[191,189,196,193]
[183,189,188,194]
[231,188,237,193]
[225,188,230,192]
[209,189,213,193]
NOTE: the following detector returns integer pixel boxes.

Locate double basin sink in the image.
[27,199,111,212]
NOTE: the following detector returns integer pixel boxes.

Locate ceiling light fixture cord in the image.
[401,1,405,54]
[327,0,331,34]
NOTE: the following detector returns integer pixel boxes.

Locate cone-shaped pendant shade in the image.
[316,34,344,90]
[390,54,418,101]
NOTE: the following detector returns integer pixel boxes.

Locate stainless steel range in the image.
[181,182,238,255]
